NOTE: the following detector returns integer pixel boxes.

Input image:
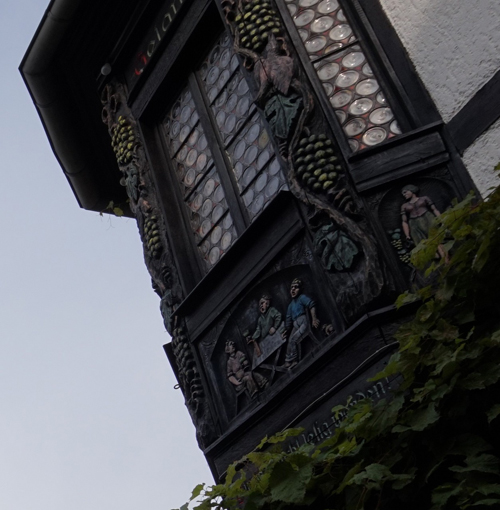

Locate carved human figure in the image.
[282,279,320,368]
[225,341,267,398]
[247,295,282,355]
[401,184,448,261]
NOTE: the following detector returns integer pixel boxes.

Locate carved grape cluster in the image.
[235,0,282,53]
[172,326,204,414]
[294,134,342,192]
[388,229,412,264]
[144,215,163,259]
[111,116,135,166]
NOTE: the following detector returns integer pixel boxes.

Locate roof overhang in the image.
[20,0,159,215]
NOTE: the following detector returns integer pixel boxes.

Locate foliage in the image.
[178,181,500,510]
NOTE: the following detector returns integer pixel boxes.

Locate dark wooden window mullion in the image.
[148,120,206,285]
[274,0,353,158]
[189,72,250,234]
[344,0,416,131]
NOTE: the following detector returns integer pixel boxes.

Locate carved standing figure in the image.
[226,341,267,398]
[282,279,320,369]
[401,184,448,261]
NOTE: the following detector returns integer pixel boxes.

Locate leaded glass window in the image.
[162,31,288,271]
[284,0,401,151]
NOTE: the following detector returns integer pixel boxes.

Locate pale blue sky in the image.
[0,2,211,509]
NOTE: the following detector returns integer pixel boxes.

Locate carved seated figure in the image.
[225,340,267,398]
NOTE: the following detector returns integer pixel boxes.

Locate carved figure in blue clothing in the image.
[282,278,320,368]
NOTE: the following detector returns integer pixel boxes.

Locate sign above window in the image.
[125,0,186,89]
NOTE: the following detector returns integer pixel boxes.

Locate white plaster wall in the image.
[379,0,500,123]
[379,0,500,196]
[463,118,500,196]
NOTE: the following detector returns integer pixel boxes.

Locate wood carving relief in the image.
[220,0,391,320]
[101,82,215,447]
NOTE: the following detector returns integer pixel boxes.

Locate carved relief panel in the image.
[195,234,341,425]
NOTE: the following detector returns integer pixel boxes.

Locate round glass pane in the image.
[298,29,309,41]
[237,78,249,95]
[212,204,224,223]
[243,166,257,186]
[227,93,238,111]
[311,16,334,33]
[256,173,268,192]
[362,63,373,76]
[200,219,212,237]
[335,110,347,124]
[323,82,334,96]
[204,178,216,196]
[209,247,221,265]
[192,193,203,211]
[196,153,207,171]
[349,98,373,115]
[201,198,213,218]
[363,127,387,146]
[245,123,261,144]
[179,124,191,143]
[369,107,394,125]
[299,0,320,6]
[269,158,281,175]
[223,214,233,229]
[220,48,231,67]
[244,145,259,165]
[329,24,352,41]
[221,231,232,250]
[216,110,226,129]
[177,145,188,162]
[376,92,387,105]
[252,194,265,214]
[211,226,222,244]
[306,36,327,53]
[330,90,352,107]
[257,150,271,170]
[243,188,254,207]
[390,120,402,135]
[348,139,359,151]
[342,51,365,68]
[186,149,198,167]
[197,134,208,151]
[224,114,237,133]
[337,9,346,21]
[287,4,297,15]
[236,97,250,116]
[317,62,340,80]
[214,184,225,203]
[258,130,269,148]
[344,118,366,136]
[325,43,343,54]
[356,79,380,95]
[265,176,280,198]
[206,66,220,85]
[294,9,315,27]
[318,0,339,14]
[234,140,246,160]
[171,121,181,138]
[335,70,359,88]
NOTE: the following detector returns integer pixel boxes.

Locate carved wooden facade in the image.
[23,0,477,481]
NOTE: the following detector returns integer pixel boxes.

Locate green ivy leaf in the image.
[487,404,500,423]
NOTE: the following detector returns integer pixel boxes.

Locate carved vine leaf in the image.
[264,92,302,140]
[313,224,359,272]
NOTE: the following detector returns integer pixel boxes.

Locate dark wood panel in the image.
[205,310,399,478]
[354,0,440,127]
[175,192,304,340]
[448,70,500,154]
[349,125,448,190]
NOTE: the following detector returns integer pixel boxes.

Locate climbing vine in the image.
[177,172,500,510]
